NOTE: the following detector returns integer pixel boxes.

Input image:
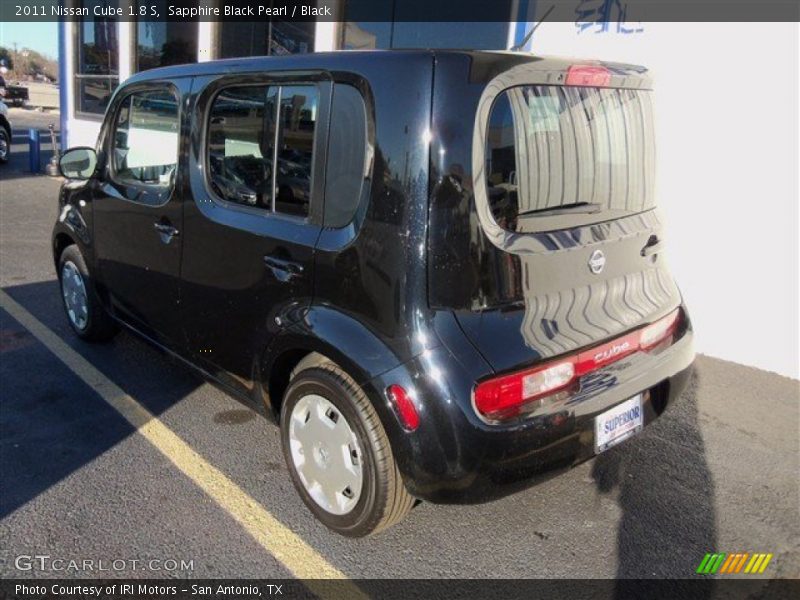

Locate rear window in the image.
[486,85,656,232]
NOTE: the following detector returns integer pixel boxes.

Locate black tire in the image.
[0,127,10,164]
[280,361,414,537]
[57,245,118,342]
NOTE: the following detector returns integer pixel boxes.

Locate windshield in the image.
[485,85,656,232]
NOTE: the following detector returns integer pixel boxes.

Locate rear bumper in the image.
[367,316,695,504]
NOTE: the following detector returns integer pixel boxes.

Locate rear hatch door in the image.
[458,63,681,373]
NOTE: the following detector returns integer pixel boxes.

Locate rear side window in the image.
[113,88,179,192]
[207,84,319,218]
[324,84,368,228]
[486,85,656,231]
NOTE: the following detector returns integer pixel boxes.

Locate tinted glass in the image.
[270,21,314,55]
[77,6,118,75]
[136,20,197,71]
[219,23,270,58]
[391,22,510,49]
[219,21,314,59]
[207,86,277,210]
[342,21,509,50]
[76,78,116,115]
[274,86,318,218]
[324,85,368,228]
[75,1,119,115]
[113,89,179,190]
[486,86,656,231]
[341,22,392,50]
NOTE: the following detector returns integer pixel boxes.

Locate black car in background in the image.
[3,83,28,107]
[53,51,694,537]
[0,99,11,164]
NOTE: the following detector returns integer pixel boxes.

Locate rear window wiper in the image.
[518,202,602,217]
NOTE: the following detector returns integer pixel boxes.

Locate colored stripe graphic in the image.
[696,554,713,574]
[758,554,773,573]
[697,553,727,574]
[734,553,750,573]
[720,554,736,573]
[698,552,774,575]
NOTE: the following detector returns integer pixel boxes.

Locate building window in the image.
[218,21,315,59]
[207,84,318,218]
[342,21,511,50]
[136,21,197,71]
[74,0,119,116]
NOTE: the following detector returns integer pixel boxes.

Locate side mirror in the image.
[59,147,98,180]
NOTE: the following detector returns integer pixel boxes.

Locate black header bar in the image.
[1,0,799,23]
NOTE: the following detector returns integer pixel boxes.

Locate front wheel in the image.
[280,361,414,537]
[58,245,118,342]
[0,127,10,164]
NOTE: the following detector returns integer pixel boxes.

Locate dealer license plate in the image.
[594,394,643,454]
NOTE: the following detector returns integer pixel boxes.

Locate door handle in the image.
[154,222,180,243]
[263,256,304,282]
[641,235,664,257]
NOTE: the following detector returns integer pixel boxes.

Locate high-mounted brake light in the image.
[474,309,683,421]
[387,385,420,431]
[565,65,611,87]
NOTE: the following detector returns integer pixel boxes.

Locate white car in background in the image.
[0,99,11,164]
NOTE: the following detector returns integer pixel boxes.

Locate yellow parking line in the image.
[0,289,364,596]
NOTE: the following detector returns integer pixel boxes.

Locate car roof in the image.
[123,49,651,89]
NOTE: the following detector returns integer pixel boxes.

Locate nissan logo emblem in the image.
[588,249,606,274]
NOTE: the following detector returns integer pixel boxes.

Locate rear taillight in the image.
[640,309,681,351]
[474,361,574,418]
[474,309,683,421]
[565,65,611,87]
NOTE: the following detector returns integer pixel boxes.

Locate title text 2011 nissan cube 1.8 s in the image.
[53,51,694,537]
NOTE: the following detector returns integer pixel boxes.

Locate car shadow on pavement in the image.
[0,280,206,519]
[591,368,716,594]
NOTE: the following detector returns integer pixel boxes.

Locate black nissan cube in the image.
[53,51,694,537]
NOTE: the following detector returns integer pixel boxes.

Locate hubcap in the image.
[61,261,89,331]
[288,394,363,515]
[0,132,8,160]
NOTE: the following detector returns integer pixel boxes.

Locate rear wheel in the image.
[280,360,414,537]
[58,245,118,342]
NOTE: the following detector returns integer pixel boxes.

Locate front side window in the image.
[75,0,119,116]
[486,85,656,231]
[207,84,318,219]
[112,88,179,192]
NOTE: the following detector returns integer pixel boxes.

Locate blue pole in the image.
[58,19,69,151]
[28,129,41,173]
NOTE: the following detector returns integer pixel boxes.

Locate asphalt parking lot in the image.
[1,108,798,584]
